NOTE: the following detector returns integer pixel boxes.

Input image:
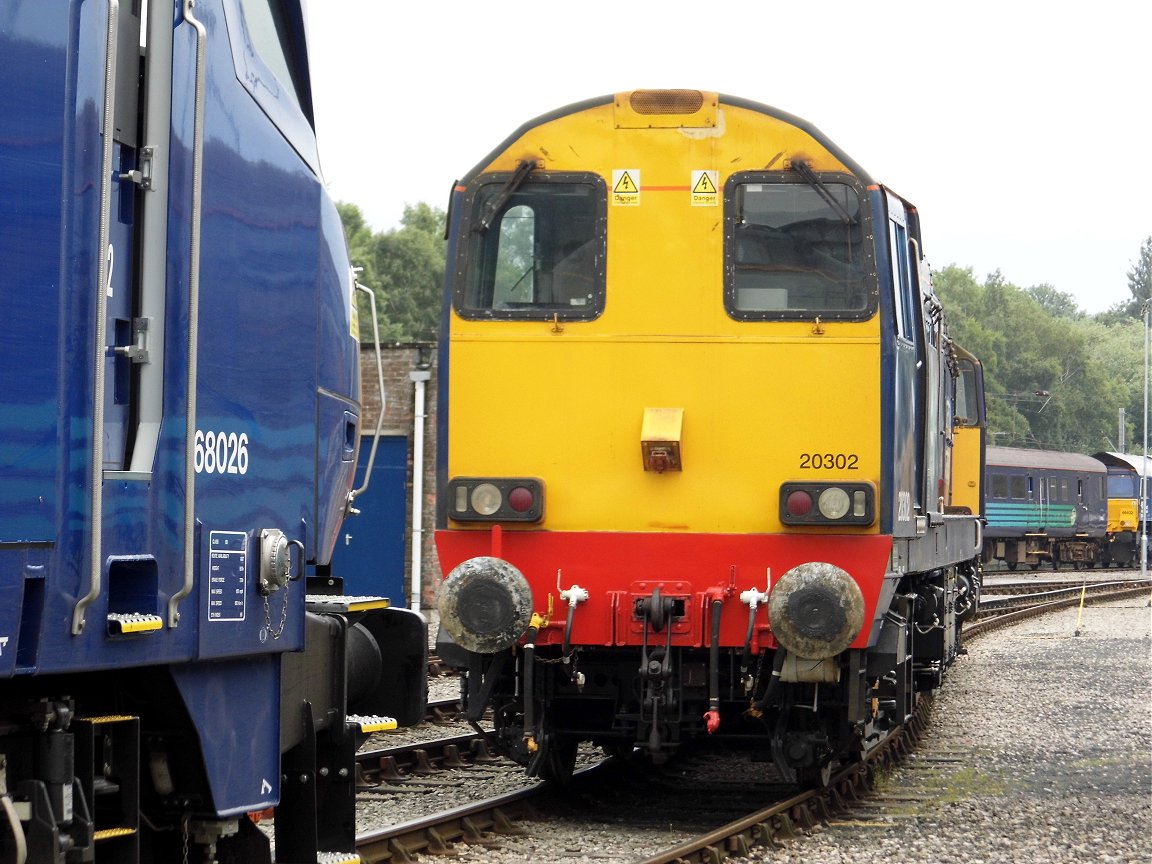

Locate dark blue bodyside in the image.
[0,0,358,818]
[873,189,901,537]
[984,459,1107,540]
[435,187,466,530]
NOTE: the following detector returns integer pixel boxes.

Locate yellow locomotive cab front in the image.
[435,90,985,788]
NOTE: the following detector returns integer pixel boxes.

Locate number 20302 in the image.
[799,452,858,470]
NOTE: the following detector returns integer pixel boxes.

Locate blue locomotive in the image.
[0,3,424,862]
[1091,451,1151,567]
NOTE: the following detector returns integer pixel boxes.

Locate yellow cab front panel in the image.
[437,92,889,650]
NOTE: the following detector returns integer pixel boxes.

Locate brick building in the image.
[352,343,439,610]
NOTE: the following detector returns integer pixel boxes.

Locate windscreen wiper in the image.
[791,159,857,225]
[473,159,537,233]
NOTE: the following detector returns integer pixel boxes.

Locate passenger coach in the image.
[983,447,1106,569]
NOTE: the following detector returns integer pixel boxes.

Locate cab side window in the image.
[237,0,304,109]
[222,0,319,171]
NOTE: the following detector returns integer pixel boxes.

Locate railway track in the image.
[354,762,606,863]
[345,579,1148,863]
[350,704,930,864]
[973,576,1150,632]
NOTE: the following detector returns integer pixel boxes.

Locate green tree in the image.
[339,203,447,342]
[371,203,447,342]
[1079,316,1145,449]
[1100,235,1152,321]
[935,268,1027,441]
[338,201,378,288]
[1126,236,1152,315]
[936,266,1127,452]
[493,205,536,302]
[1026,284,1083,320]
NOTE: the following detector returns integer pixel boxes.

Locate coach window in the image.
[724,174,874,320]
[1010,476,1027,499]
[991,475,1008,499]
[456,175,606,321]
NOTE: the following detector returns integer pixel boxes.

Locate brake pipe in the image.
[558,580,589,656]
[704,598,723,734]
[522,608,550,753]
[747,648,788,717]
[739,584,770,689]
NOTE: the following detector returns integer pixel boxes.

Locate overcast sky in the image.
[306,2,1150,315]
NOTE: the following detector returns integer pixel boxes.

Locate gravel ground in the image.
[372,598,1151,862]
[354,611,542,834]
[739,596,1152,864]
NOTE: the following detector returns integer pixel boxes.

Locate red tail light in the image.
[447,477,545,523]
[779,482,874,526]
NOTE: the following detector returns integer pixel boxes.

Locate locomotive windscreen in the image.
[457,177,606,320]
[730,179,870,316]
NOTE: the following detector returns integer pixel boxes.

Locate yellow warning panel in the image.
[613,169,640,206]
[691,170,718,206]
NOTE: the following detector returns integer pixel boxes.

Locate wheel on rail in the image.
[794,760,834,789]
[530,733,579,786]
[601,742,637,761]
[1007,561,1018,571]
[955,564,981,622]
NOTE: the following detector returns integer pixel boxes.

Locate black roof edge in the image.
[454,91,876,189]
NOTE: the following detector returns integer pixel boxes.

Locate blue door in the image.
[332,436,409,605]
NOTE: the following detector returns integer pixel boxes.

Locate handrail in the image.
[168,0,207,628]
[348,279,386,512]
[73,0,120,636]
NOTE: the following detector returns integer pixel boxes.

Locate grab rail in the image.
[73,0,120,636]
[168,0,208,628]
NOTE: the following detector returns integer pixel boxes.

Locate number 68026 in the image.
[194,430,250,475]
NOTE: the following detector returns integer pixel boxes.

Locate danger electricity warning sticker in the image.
[612,169,640,206]
[691,170,719,206]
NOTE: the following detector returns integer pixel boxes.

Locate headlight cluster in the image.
[447,477,544,523]
[779,482,874,526]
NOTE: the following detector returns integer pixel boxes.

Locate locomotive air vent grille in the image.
[630,89,705,115]
[616,90,717,129]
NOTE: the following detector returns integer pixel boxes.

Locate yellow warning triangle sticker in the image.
[614,171,639,194]
[692,172,717,194]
